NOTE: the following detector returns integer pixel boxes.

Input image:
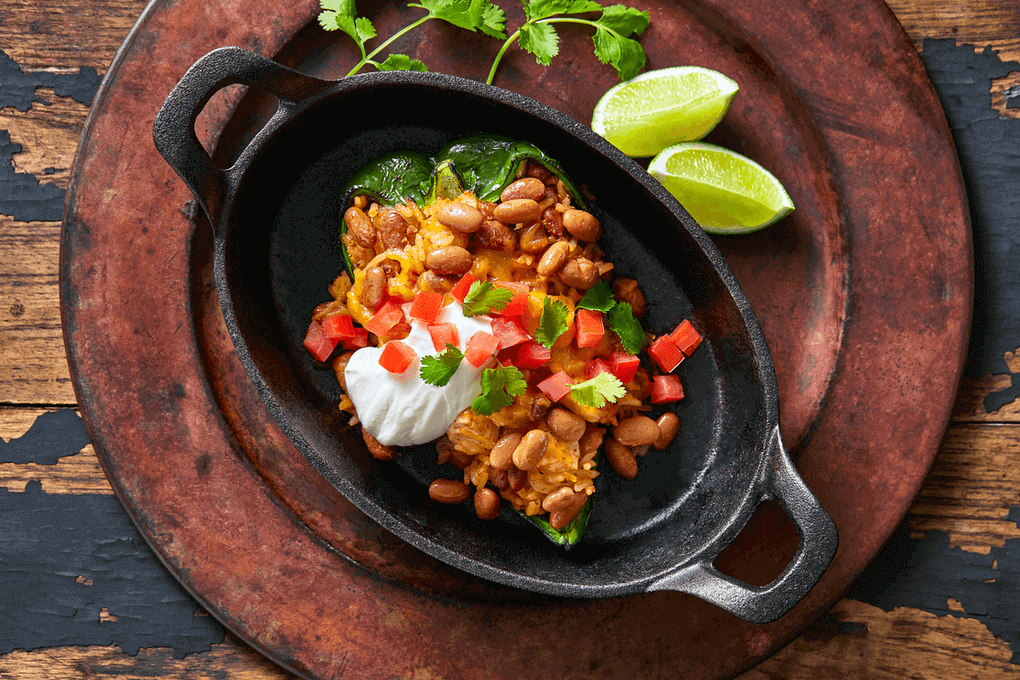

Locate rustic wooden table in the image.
[3,0,1020,677]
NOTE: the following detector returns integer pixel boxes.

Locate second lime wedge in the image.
[648,142,795,234]
[592,66,739,158]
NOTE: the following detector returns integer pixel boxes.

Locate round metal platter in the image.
[60,0,972,678]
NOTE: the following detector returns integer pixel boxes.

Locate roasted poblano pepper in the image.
[337,134,597,548]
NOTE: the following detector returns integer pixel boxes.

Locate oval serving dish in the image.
[153,46,836,623]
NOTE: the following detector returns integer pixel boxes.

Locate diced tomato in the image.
[428,322,460,352]
[648,335,685,373]
[363,301,404,337]
[465,331,500,367]
[342,327,369,350]
[670,319,703,356]
[492,281,528,316]
[537,370,573,402]
[650,374,684,404]
[303,320,340,362]
[409,291,444,324]
[515,341,552,369]
[610,352,640,383]
[378,340,417,374]
[584,358,613,379]
[321,313,355,340]
[451,273,477,303]
[490,316,531,350]
[575,309,605,348]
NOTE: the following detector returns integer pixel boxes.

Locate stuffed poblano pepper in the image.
[305,134,696,549]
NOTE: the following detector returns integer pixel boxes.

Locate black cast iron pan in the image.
[152,46,837,623]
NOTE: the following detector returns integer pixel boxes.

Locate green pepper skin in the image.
[334,137,598,547]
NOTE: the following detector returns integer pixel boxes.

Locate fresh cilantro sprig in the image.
[576,281,645,353]
[319,0,507,76]
[570,371,626,408]
[534,296,570,347]
[419,343,465,386]
[462,280,513,316]
[486,0,650,84]
[472,364,528,415]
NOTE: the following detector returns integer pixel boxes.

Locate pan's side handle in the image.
[646,426,838,623]
[152,46,332,224]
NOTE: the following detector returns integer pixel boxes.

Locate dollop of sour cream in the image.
[344,302,494,446]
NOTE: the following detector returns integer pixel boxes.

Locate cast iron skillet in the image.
[153,46,837,623]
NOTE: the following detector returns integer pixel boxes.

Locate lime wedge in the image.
[592,66,739,158]
[648,142,795,234]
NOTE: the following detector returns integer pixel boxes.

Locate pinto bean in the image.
[494,199,542,224]
[612,278,647,317]
[613,415,661,447]
[344,206,376,248]
[362,266,386,311]
[654,412,680,450]
[563,209,601,241]
[428,478,471,504]
[501,177,546,202]
[546,408,586,442]
[507,465,527,491]
[542,207,565,237]
[476,220,516,252]
[425,246,473,275]
[489,433,522,470]
[512,429,549,471]
[559,257,599,290]
[605,438,638,479]
[363,428,397,461]
[549,491,588,529]
[542,486,579,513]
[419,270,454,293]
[518,222,550,254]
[437,201,483,233]
[579,425,605,462]
[474,487,501,520]
[537,241,570,276]
[377,208,410,249]
[489,466,509,490]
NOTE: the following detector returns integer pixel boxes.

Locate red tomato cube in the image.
[428,323,460,352]
[378,340,417,374]
[648,335,685,373]
[650,374,684,404]
[342,327,369,350]
[465,331,500,367]
[303,321,340,362]
[363,301,404,337]
[409,291,444,324]
[515,341,552,369]
[450,273,477,303]
[321,313,355,340]
[584,358,613,379]
[609,352,640,383]
[670,319,703,356]
[575,309,605,348]
[490,316,531,349]
[492,281,529,316]
[537,370,573,402]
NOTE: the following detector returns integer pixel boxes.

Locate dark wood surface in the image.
[2,0,1020,677]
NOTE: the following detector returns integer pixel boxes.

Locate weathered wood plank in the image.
[0,88,90,189]
[0,216,76,405]
[886,0,1020,61]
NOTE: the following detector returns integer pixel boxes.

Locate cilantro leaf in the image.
[420,343,464,386]
[592,23,646,80]
[519,21,559,66]
[378,54,429,71]
[596,4,649,36]
[462,281,513,316]
[577,280,615,312]
[607,301,646,354]
[412,0,507,38]
[534,297,571,347]
[523,0,602,22]
[472,365,527,415]
[570,372,627,408]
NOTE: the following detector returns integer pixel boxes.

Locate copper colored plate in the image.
[60,0,971,678]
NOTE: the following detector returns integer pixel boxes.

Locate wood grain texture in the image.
[886,0,1020,61]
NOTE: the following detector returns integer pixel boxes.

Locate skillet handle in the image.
[646,426,838,624]
[152,46,332,224]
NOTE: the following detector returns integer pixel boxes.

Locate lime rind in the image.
[649,141,794,234]
[592,66,739,157]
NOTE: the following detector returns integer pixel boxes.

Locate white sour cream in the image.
[344,302,494,446]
